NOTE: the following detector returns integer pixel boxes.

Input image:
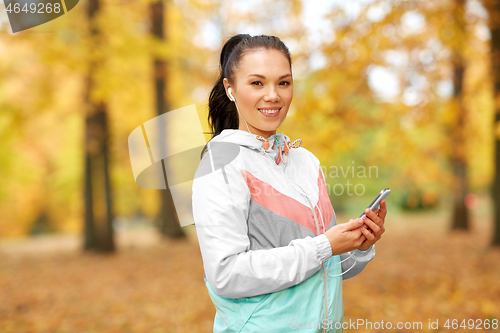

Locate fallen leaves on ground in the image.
[0,209,499,333]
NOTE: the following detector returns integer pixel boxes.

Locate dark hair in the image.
[201,34,292,159]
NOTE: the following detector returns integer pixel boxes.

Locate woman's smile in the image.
[258,107,281,117]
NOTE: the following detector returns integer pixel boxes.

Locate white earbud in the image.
[227,86,253,135]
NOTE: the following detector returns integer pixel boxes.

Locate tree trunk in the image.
[486,0,500,246]
[450,157,469,230]
[150,0,185,239]
[450,56,469,230]
[83,0,115,252]
[450,0,470,231]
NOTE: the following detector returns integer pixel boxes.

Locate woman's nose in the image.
[264,88,280,102]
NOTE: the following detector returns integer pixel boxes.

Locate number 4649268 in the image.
[444,319,498,330]
[5,2,62,14]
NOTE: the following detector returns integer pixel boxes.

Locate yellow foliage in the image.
[0,0,497,236]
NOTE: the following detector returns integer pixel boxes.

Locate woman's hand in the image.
[357,199,387,250]
[324,218,367,256]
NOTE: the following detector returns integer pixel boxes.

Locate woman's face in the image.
[223,48,293,139]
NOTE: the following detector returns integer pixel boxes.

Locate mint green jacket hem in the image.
[206,255,344,333]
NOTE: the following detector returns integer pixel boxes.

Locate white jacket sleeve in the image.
[192,158,331,299]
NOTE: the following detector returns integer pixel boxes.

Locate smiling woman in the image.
[192,34,387,333]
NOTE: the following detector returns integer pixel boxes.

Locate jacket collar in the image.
[210,129,290,154]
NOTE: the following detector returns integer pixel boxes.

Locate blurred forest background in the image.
[1,0,500,332]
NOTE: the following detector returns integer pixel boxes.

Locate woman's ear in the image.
[223,78,232,101]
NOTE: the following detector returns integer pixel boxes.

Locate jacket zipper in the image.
[294,182,329,333]
[261,151,330,332]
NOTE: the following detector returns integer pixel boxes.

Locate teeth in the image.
[259,108,280,114]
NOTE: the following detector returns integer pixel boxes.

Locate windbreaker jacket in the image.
[192,129,375,333]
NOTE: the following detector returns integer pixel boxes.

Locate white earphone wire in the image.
[327,252,356,277]
[229,88,254,135]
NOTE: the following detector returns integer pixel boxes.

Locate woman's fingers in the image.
[343,217,364,231]
[355,200,388,250]
[378,199,388,221]
[360,225,376,241]
[362,216,381,234]
[364,208,382,227]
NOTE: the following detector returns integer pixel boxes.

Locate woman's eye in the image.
[251,81,291,86]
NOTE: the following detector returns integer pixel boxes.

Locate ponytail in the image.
[207,34,250,138]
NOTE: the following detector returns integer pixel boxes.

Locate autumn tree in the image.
[150,0,185,239]
[485,0,500,246]
[83,0,115,252]
[449,0,470,230]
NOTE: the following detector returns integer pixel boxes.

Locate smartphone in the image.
[359,188,390,218]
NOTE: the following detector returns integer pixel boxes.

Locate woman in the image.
[192,34,387,333]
